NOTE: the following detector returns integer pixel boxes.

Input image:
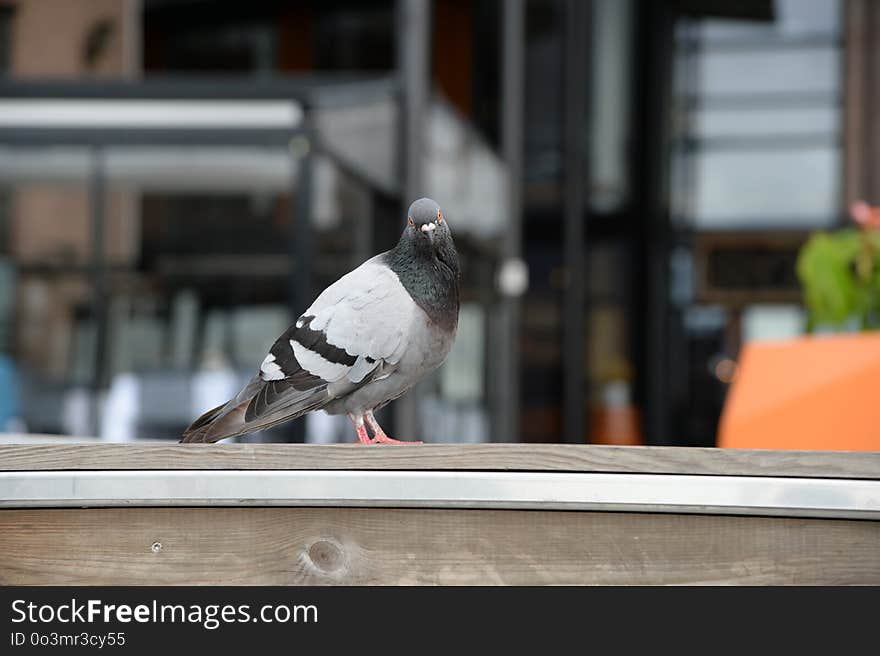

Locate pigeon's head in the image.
[404,197,452,249]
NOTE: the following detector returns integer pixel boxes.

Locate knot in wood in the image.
[307,539,344,573]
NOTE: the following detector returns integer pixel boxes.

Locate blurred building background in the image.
[0,0,876,445]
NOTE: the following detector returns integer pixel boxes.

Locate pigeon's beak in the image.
[420,222,437,242]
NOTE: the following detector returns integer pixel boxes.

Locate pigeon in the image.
[181,197,460,444]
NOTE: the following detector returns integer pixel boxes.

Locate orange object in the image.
[590,405,643,445]
[589,379,644,446]
[718,333,880,451]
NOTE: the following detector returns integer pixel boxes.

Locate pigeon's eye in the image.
[407,216,415,227]
[437,209,443,223]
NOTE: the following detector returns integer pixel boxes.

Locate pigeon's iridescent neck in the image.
[384,235,460,332]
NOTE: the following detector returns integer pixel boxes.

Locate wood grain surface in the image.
[1,442,878,478]
[1,507,876,585]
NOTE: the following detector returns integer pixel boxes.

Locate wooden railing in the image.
[1,443,878,585]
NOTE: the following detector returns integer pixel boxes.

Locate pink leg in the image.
[364,410,422,445]
[347,413,371,444]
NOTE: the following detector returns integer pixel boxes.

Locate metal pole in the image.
[398,0,429,196]
[353,181,373,267]
[562,0,590,444]
[89,147,107,437]
[491,0,525,442]
[288,130,313,443]
[394,0,430,440]
[292,135,313,324]
[635,0,675,445]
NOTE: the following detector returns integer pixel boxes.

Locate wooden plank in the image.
[0,442,877,478]
[0,507,876,585]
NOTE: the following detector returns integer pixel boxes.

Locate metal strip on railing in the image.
[0,470,878,520]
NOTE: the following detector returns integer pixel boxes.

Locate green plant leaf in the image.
[797,228,880,331]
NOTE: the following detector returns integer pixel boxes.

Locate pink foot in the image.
[364,410,422,445]
[370,432,423,445]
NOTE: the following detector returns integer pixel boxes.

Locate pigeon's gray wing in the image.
[290,256,419,384]
[181,256,418,443]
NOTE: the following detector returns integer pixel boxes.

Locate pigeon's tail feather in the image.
[180,401,248,444]
[180,381,330,444]
[180,403,226,441]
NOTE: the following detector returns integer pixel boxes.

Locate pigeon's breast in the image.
[397,305,457,375]
[324,307,456,416]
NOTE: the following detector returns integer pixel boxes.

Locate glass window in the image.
[673,0,844,229]
[691,147,839,226]
[694,107,838,138]
[697,47,840,97]
[741,304,806,342]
